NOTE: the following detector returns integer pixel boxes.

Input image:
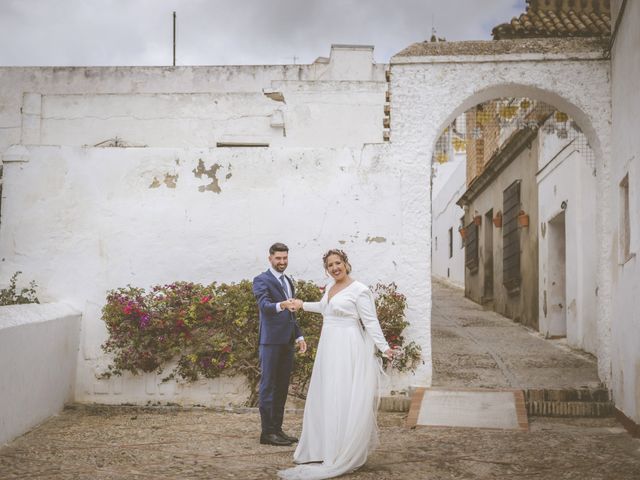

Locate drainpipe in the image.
[606,0,628,57]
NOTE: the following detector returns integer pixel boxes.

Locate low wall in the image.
[0,303,81,445]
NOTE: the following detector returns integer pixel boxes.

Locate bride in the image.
[278,249,396,480]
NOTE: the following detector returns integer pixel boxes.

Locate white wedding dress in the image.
[278,281,390,480]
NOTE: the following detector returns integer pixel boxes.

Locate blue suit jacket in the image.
[253,270,303,345]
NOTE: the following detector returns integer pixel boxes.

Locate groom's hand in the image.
[296,338,307,354]
[280,299,295,311]
[283,298,303,312]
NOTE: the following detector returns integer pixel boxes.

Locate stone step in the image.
[381,388,615,418]
[524,388,614,418]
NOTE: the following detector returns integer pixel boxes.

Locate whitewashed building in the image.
[431,153,466,288]
[1,45,418,413]
[1,0,639,444]
[609,0,640,436]
[537,116,598,354]
[431,115,466,289]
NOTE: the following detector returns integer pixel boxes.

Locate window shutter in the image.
[503,180,521,291]
[464,222,479,273]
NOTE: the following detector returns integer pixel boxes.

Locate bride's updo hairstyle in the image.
[322,249,352,274]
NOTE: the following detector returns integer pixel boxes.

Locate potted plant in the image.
[493,211,503,228]
[458,226,467,239]
[518,210,529,227]
[473,215,482,226]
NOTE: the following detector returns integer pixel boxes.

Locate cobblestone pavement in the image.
[1,405,639,479]
[431,279,601,389]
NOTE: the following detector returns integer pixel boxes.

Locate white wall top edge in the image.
[0,303,81,329]
[331,44,375,51]
[391,52,606,65]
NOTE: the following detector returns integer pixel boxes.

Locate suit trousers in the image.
[259,343,294,434]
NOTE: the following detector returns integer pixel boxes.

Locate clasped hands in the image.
[281,298,303,312]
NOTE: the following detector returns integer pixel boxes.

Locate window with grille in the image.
[503,180,521,291]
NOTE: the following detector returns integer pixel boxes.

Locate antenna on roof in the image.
[430,14,437,42]
[430,14,446,43]
[172,11,177,66]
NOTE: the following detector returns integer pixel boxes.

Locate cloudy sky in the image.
[0,0,526,66]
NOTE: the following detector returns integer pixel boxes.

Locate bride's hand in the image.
[384,347,402,360]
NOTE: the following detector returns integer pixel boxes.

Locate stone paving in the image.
[1,279,639,479]
[431,279,601,389]
[1,405,639,479]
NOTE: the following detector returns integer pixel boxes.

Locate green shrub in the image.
[101,279,420,405]
[0,272,39,306]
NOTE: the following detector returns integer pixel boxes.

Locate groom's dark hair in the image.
[269,242,289,255]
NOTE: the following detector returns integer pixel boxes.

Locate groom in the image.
[253,242,307,446]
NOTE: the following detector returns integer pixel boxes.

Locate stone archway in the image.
[388,38,612,388]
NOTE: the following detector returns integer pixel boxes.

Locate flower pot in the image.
[518,211,529,227]
[493,212,502,228]
[458,227,467,239]
[473,215,482,226]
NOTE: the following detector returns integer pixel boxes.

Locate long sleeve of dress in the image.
[303,301,322,314]
[355,289,390,354]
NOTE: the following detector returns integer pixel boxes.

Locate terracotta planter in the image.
[458,227,467,239]
[473,215,482,226]
[493,212,503,228]
[518,210,529,227]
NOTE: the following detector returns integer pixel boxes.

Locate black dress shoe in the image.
[260,433,292,446]
[276,430,298,443]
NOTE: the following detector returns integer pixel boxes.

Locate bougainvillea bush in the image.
[0,272,39,306]
[101,279,421,405]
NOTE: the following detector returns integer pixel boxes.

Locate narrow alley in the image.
[431,278,601,390]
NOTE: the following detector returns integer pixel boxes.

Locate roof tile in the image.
[492,0,610,40]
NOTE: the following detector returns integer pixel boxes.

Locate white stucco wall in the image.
[29,85,384,149]
[537,125,597,354]
[390,43,611,384]
[610,0,640,424]
[431,154,465,287]
[0,303,80,445]
[0,45,431,405]
[0,143,422,404]
[0,45,387,153]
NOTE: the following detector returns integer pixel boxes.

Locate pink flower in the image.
[139,314,150,328]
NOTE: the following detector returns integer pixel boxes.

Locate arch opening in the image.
[430,89,602,390]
